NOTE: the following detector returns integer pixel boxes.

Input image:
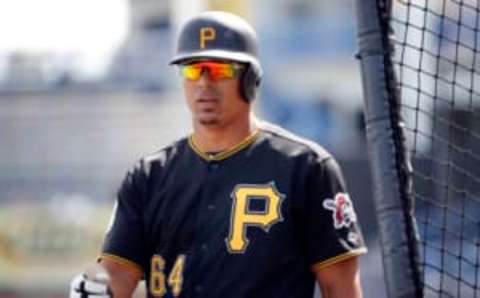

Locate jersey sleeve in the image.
[303,156,367,269]
[100,160,149,274]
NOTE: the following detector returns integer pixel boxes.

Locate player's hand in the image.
[70,264,113,298]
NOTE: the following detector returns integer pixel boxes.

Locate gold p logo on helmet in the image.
[200,27,216,49]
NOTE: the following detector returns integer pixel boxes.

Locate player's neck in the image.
[192,115,258,154]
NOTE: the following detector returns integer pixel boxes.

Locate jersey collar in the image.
[188,129,261,161]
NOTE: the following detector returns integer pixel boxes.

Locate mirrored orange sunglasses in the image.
[179,61,243,81]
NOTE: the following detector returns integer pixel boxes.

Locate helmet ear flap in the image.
[241,64,261,102]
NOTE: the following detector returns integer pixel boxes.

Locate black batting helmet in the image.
[170,11,262,102]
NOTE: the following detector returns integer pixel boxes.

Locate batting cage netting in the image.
[357,0,480,297]
[394,0,480,297]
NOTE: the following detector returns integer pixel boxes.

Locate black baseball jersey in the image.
[101,121,367,298]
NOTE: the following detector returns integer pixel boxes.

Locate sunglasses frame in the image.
[178,60,245,81]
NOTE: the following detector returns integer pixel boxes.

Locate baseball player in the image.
[70,11,367,298]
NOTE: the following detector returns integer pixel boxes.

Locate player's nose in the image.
[196,70,214,86]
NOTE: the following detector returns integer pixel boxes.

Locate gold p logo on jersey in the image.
[226,183,284,253]
[200,27,216,49]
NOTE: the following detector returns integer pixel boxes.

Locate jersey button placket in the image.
[207,161,220,172]
[206,162,219,213]
[190,159,220,290]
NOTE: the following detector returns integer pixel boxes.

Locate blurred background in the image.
[0,0,384,297]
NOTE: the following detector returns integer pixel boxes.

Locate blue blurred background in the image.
[0,0,384,297]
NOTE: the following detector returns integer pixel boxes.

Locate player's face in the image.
[180,60,249,127]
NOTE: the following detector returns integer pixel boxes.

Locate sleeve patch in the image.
[322,193,357,230]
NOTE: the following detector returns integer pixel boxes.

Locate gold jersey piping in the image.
[188,129,260,161]
[311,247,368,271]
[99,253,144,275]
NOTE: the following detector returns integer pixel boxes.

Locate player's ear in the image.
[240,64,260,103]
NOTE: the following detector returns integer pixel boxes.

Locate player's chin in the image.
[198,118,221,126]
[196,112,221,126]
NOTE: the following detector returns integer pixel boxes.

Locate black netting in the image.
[391,0,480,296]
